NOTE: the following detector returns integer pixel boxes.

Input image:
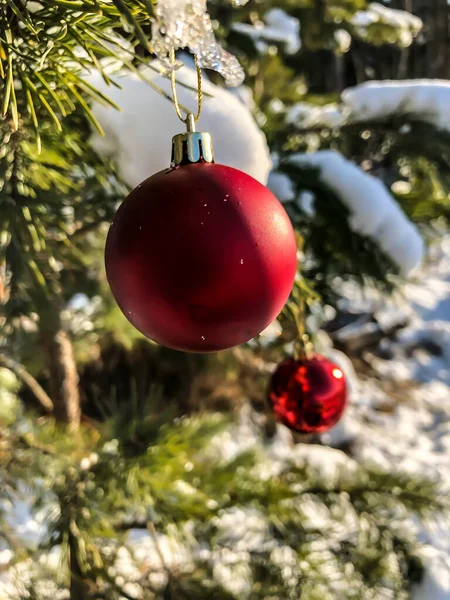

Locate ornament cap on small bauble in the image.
[171,113,215,166]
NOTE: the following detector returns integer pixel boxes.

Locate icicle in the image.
[151,0,246,86]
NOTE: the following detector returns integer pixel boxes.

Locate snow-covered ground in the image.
[324,233,450,599]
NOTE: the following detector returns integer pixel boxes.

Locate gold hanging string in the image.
[284,290,315,361]
[169,48,203,127]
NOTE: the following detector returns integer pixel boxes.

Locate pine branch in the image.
[0,1,158,131]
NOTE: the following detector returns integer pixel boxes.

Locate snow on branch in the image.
[232,9,301,55]
[287,102,344,129]
[351,2,422,47]
[288,80,450,135]
[88,64,271,188]
[342,80,450,133]
[286,151,424,276]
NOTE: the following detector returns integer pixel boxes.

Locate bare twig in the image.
[0,353,54,412]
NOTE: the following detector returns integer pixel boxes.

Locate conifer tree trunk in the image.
[427,0,449,78]
[39,308,81,430]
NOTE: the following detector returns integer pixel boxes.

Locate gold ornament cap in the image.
[171,113,215,166]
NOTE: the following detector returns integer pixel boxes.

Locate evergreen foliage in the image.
[1,392,443,599]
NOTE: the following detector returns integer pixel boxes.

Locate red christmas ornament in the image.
[105,126,297,353]
[268,355,347,433]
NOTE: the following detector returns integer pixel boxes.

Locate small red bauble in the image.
[268,355,348,433]
[105,162,297,352]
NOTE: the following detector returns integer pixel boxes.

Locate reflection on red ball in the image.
[105,163,297,352]
[268,355,348,433]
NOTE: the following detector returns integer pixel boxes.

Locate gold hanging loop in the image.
[169,48,203,129]
[169,48,214,166]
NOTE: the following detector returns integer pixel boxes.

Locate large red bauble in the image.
[268,355,348,433]
[105,163,297,352]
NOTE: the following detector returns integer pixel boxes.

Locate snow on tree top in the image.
[87,63,271,187]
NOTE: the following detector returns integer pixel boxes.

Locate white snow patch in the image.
[288,79,450,137]
[233,9,301,55]
[368,236,450,387]
[351,3,422,47]
[287,150,424,275]
[2,494,48,550]
[296,190,315,216]
[292,444,359,485]
[0,550,12,566]
[26,2,44,13]
[87,63,271,188]
[334,29,352,53]
[287,102,344,129]
[342,80,450,133]
[213,507,270,551]
[268,171,295,203]
[414,547,450,600]
[391,180,412,195]
[258,319,282,344]
[329,233,450,597]
[230,85,256,110]
[212,549,253,598]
